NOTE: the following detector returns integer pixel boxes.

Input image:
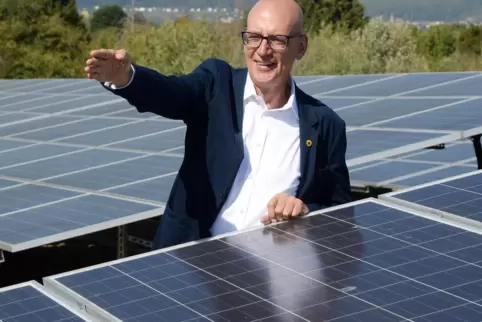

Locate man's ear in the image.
[296,34,308,60]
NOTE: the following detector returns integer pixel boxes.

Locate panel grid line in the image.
[278,214,482,303]
[214,240,412,321]
[110,266,216,322]
[163,253,312,321]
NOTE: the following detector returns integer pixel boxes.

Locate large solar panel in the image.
[350,141,477,189]
[2,71,482,252]
[307,71,482,167]
[0,281,87,321]
[43,198,482,321]
[380,169,482,232]
[0,81,179,252]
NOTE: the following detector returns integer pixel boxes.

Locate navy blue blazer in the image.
[103,58,351,249]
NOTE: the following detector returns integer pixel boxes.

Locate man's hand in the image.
[85,49,133,87]
[261,193,309,225]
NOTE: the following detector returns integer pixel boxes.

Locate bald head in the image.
[242,0,308,105]
[247,0,304,34]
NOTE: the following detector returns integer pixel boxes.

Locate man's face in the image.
[243,10,307,89]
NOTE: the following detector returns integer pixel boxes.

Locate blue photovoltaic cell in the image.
[0,149,141,180]
[337,98,461,126]
[317,98,373,109]
[29,96,117,114]
[0,139,34,152]
[108,128,186,152]
[0,194,157,246]
[0,179,21,189]
[0,115,83,136]
[402,74,482,97]
[0,112,40,125]
[0,80,41,90]
[58,120,181,146]
[14,117,133,141]
[65,100,137,116]
[402,143,475,163]
[109,174,177,202]
[46,155,182,191]
[348,160,383,172]
[376,98,482,131]
[36,80,96,93]
[391,166,477,187]
[387,171,482,224]
[0,283,84,322]
[0,94,47,106]
[17,80,66,92]
[48,200,482,322]
[0,94,84,111]
[349,160,436,183]
[0,184,80,214]
[346,129,448,160]
[70,85,112,95]
[328,72,480,97]
[0,144,82,169]
[108,108,162,119]
[300,74,393,96]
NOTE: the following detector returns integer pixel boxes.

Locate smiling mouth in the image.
[256,61,277,69]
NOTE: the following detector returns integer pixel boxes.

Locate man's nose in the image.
[257,39,273,56]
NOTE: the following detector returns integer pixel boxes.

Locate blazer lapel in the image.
[296,86,320,197]
[232,68,247,134]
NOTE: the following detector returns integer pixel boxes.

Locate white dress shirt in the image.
[105,66,302,236]
[210,74,301,235]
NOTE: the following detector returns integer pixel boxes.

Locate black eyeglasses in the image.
[241,31,304,50]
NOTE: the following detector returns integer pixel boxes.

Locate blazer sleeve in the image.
[305,121,352,213]
[101,58,218,121]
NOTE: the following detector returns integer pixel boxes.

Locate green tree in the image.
[297,0,369,34]
[90,4,127,32]
[458,24,482,56]
[416,25,458,61]
[0,0,87,78]
[0,0,84,28]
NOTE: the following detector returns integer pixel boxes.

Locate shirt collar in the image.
[243,73,299,120]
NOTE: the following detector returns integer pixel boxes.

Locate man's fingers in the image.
[274,198,286,221]
[282,198,296,219]
[115,49,130,64]
[90,49,116,60]
[292,200,303,217]
[267,197,277,222]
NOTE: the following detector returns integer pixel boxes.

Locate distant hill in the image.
[76,0,482,22]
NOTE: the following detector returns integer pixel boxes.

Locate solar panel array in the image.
[380,169,482,232]
[1,71,481,254]
[40,198,482,322]
[350,141,477,189]
[0,281,86,321]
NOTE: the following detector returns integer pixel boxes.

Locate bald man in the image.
[85,0,352,249]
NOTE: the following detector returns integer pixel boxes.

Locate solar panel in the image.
[345,129,459,166]
[309,71,482,173]
[380,169,482,232]
[43,198,482,321]
[2,71,481,252]
[350,141,477,189]
[0,281,86,321]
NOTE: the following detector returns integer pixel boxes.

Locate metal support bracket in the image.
[0,250,4,264]
[424,143,445,150]
[469,134,482,170]
[117,225,127,259]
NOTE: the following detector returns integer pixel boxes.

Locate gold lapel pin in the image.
[306,140,312,147]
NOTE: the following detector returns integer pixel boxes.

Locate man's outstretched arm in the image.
[86,49,218,121]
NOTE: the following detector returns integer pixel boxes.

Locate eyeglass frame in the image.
[241,30,305,50]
